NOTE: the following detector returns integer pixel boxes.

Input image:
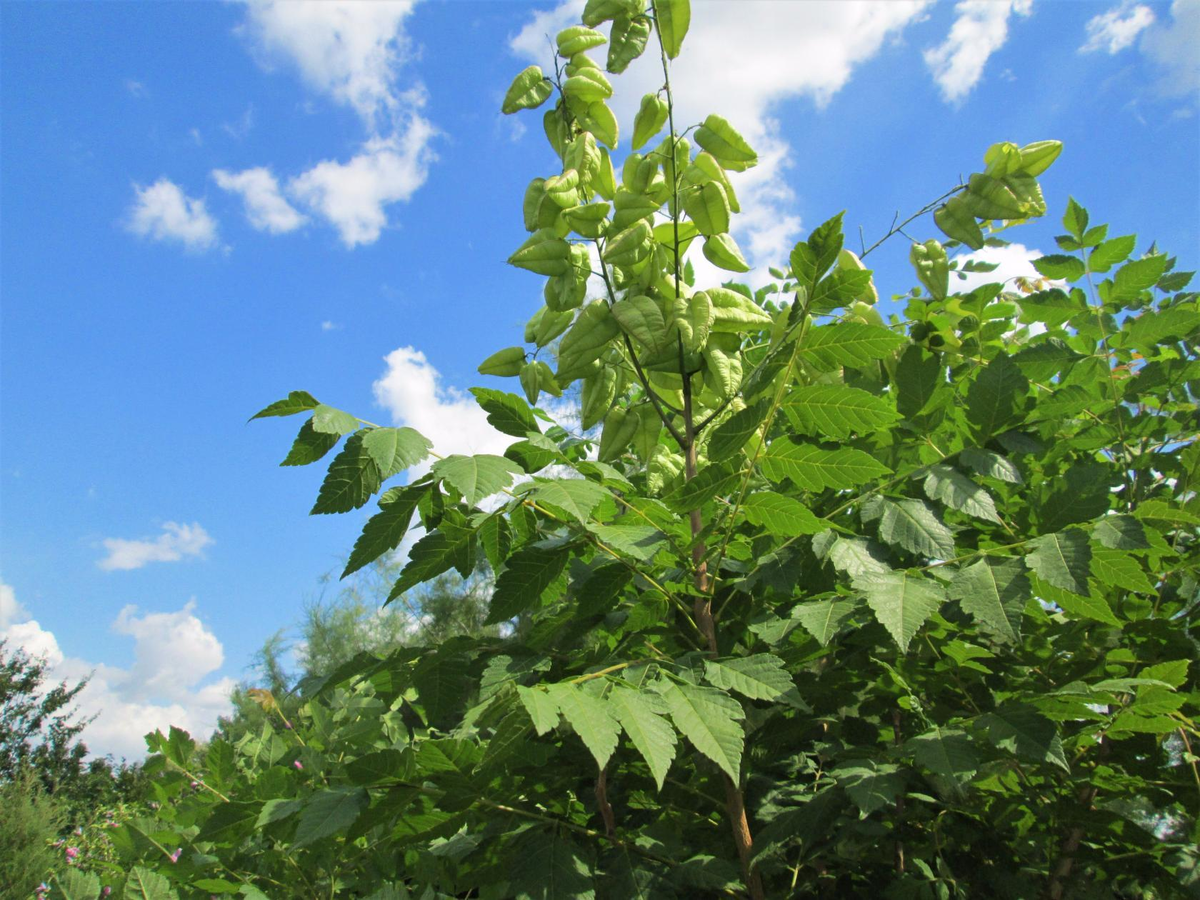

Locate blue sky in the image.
[1,0,1196,759]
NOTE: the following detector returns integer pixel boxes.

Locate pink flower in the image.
[169,848,182,864]
[102,889,112,897]
[293,760,303,770]
[65,847,79,860]
[190,781,199,788]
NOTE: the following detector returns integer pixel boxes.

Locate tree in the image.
[99,1,1199,897]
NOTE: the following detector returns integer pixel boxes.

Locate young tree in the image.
[102,1,1199,897]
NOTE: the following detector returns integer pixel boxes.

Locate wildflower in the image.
[36,885,49,896]
[293,760,303,770]
[65,847,79,860]
[190,781,199,788]
[102,889,112,897]
[169,848,182,863]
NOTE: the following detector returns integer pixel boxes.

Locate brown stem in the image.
[595,766,616,839]
[1046,736,1109,899]
[892,708,905,874]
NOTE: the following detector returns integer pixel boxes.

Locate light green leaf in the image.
[124,867,180,900]
[52,869,102,900]
[655,0,691,59]
[548,683,621,768]
[1087,234,1135,273]
[703,654,794,701]
[877,499,956,559]
[1032,254,1084,281]
[702,233,750,272]
[587,523,666,561]
[196,800,263,843]
[742,492,825,536]
[311,432,382,515]
[706,400,768,461]
[1027,530,1091,595]
[521,478,608,524]
[293,788,369,848]
[311,403,361,435]
[959,447,1023,484]
[256,798,304,828]
[783,384,900,440]
[792,598,858,646]
[949,558,1028,643]
[761,440,892,491]
[979,704,1069,771]
[250,390,320,421]
[608,687,676,790]
[905,727,977,782]
[1090,548,1153,593]
[431,454,523,506]
[665,465,740,512]
[612,294,668,353]
[470,387,542,438]
[1112,254,1170,302]
[362,427,432,479]
[855,571,946,652]
[660,680,745,781]
[800,322,906,371]
[517,686,560,736]
[923,464,1002,523]
[487,546,569,624]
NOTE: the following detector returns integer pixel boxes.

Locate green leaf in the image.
[1087,234,1135,273]
[608,687,676,790]
[665,465,740,512]
[612,294,668,353]
[502,65,552,114]
[706,399,768,461]
[742,492,825,536]
[256,798,304,828]
[1028,530,1091,595]
[514,829,595,900]
[1090,548,1153,593]
[311,403,361,435]
[517,686,560,736]
[800,322,906,371]
[704,654,794,701]
[877,499,956,559]
[523,478,609,523]
[792,598,858,646]
[281,419,340,467]
[124,867,180,900]
[660,680,745,781]
[655,0,691,59]
[1063,198,1088,239]
[1123,306,1200,350]
[905,727,977,782]
[761,440,892,491]
[196,800,262,844]
[386,516,476,601]
[52,869,102,900]
[949,558,1029,643]
[966,354,1028,440]
[895,345,944,418]
[923,464,1001,523]
[361,427,432,479]
[1032,254,1084,281]
[1035,575,1121,626]
[470,387,541,438]
[412,650,471,723]
[855,571,945,652]
[587,523,665,561]
[431,454,522,506]
[548,683,621,768]
[979,704,1068,771]
[606,12,652,74]
[783,384,900,440]
[342,486,423,578]
[487,546,570,624]
[959,447,1022,484]
[250,389,320,421]
[834,759,905,817]
[311,432,382,515]
[293,787,369,848]
[1093,515,1149,550]
[1112,254,1170,301]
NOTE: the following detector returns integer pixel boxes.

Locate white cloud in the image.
[1141,0,1200,100]
[213,166,308,233]
[320,320,342,331]
[237,0,421,132]
[511,0,931,279]
[373,346,514,465]
[289,125,436,247]
[1081,2,1156,54]
[924,0,1033,104]
[0,581,233,760]
[124,79,148,98]
[950,242,1058,293]
[127,179,220,251]
[98,522,214,572]
[221,104,256,140]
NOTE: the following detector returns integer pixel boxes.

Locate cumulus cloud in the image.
[950,242,1058,294]
[213,166,307,233]
[1081,2,1156,54]
[511,0,931,280]
[289,125,436,247]
[126,179,220,251]
[924,0,1033,104]
[0,581,233,760]
[1141,0,1200,100]
[98,521,214,572]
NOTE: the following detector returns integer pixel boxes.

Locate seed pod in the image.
[702,233,750,272]
[502,66,552,115]
[694,114,757,170]
[508,228,571,276]
[581,365,619,430]
[558,301,620,375]
[707,286,771,332]
[598,405,640,461]
[910,240,949,301]
[603,220,653,268]
[556,25,607,57]
[632,94,669,151]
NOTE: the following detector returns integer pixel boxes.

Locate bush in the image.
[0,769,66,897]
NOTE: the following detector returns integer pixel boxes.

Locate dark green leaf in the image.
[292,788,369,848]
[487,546,570,624]
[250,390,320,421]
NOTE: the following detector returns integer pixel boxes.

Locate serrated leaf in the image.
[281,419,340,466]
[792,598,858,646]
[665,465,740,512]
[412,650,471,723]
[660,680,745,781]
[855,571,945,652]
[342,486,423,578]
[587,523,665,561]
[431,454,522,506]
[52,868,102,900]
[517,686,560,736]
[959,447,1022,483]
[345,749,413,784]
[949,558,1028,643]
[1112,254,1170,301]
[895,344,944,418]
[1032,254,1084,281]
[548,683,620,768]
[1093,515,1149,550]
[124,867,180,900]
[761,440,892,491]
[361,427,432,479]
[742,492,825,536]
[1090,548,1153,593]
[524,478,609,523]
[703,654,794,701]
[487,546,570,624]
[293,788,369,848]
[250,390,320,421]
[386,516,476,601]
[470,387,541,438]
[800,322,906,371]
[1028,530,1091,595]
[1087,234,1135,273]
[834,760,905,817]
[979,704,1068,771]
[1035,575,1121,626]
[783,384,900,440]
[608,688,676,791]
[311,403,361,435]
[196,800,262,844]
[906,726,977,781]
[311,432,382,515]
[256,798,303,828]
[706,399,769,461]
[924,464,1001,523]
[878,499,956,559]
[514,829,595,900]
[967,354,1028,440]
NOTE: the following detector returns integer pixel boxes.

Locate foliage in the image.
[101,2,1198,898]
[0,769,67,897]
